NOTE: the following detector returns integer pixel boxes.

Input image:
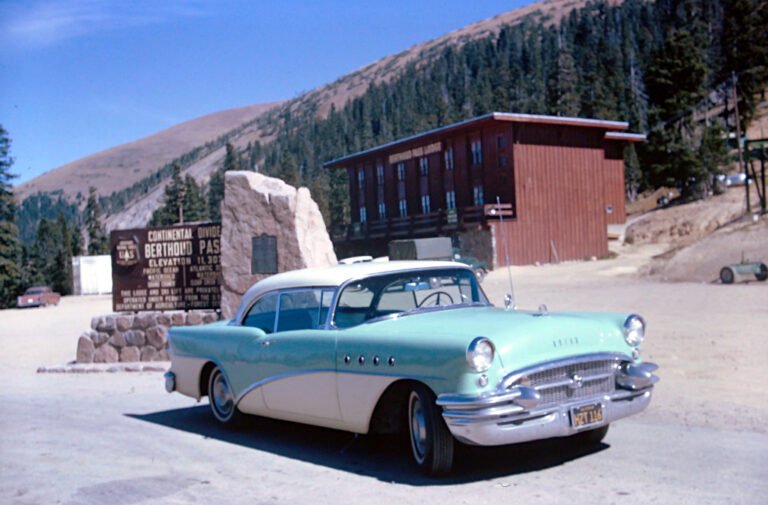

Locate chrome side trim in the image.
[437,385,539,410]
[233,368,446,405]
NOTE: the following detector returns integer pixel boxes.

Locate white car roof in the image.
[233,260,471,322]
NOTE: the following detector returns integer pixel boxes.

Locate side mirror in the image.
[504,293,516,310]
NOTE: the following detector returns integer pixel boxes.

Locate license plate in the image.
[571,402,604,429]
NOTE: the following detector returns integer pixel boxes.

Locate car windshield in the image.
[25,287,46,295]
[332,268,489,328]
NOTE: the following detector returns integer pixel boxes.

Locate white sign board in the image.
[72,255,113,295]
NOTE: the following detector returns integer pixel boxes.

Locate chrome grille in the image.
[522,358,617,406]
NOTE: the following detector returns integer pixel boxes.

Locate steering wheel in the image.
[417,291,454,308]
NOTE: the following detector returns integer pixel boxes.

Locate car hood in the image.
[360,305,634,372]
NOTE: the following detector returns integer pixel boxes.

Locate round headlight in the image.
[624,315,646,347]
[467,337,495,372]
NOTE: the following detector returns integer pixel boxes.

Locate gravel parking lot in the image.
[1,249,766,504]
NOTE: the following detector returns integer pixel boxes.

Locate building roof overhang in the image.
[604,131,647,142]
[324,112,635,168]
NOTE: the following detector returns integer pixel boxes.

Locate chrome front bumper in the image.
[437,361,658,446]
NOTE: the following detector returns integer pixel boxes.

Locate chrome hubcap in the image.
[212,373,233,417]
[409,393,428,463]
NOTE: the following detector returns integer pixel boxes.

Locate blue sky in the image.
[1,0,529,187]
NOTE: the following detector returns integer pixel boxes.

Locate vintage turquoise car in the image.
[164,260,658,475]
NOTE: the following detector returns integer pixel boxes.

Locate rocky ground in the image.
[626,185,768,282]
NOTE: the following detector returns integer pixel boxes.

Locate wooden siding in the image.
[603,142,627,224]
[494,125,609,265]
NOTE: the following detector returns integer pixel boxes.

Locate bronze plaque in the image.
[251,234,277,274]
[111,223,222,312]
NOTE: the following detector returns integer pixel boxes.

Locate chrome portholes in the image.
[341,353,395,366]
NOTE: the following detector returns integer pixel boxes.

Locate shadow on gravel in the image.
[127,406,608,484]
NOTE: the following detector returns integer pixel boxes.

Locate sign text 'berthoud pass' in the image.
[110,223,221,312]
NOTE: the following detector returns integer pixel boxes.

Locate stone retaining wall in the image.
[76,310,220,363]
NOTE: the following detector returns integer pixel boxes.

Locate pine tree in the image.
[85,186,108,255]
[207,143,241,222]
[721,0,768,131]
[52,212,73,295]
[0,125,22,307]
[30,217,56,286]
[150,163,185,226]
[182,175,207,222]
[624,143,643,202]
[547,47,580,116]
[223,142,239,172]
[643,27,708,191]
[71,223,84,257]
[208,170,225,222]
[277,152,300,187]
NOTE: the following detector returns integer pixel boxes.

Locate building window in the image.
[376,163,384,185]
[473,185,484,206]
[378,203,386,219]
[359,206,367,223]
[471,140,482,164]
[500,155,507,167]
[358,168,365,184]
[419,157,429,176]
[399,199,407,217]
[497,136,505,148]
[444,147,454,170]
[397,162,405,181]
[446,191,456,210]
[421,195,431,213]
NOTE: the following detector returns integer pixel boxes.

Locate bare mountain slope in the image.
[16,101,282,202]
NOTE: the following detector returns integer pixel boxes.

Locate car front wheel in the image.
[408,384,454,476]
[207,366,242,425]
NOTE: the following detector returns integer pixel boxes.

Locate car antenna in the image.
[496,196,516,309]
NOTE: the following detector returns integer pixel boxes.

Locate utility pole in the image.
[732,71,749,213]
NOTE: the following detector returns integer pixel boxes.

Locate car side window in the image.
[276,289,329,332]
[243,292,278,333]
[333,283,375,328]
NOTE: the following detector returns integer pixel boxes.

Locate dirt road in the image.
[1,255,766,504]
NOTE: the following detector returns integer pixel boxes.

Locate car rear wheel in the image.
[720,267,735,284]
[207,366,242,425]
[408,384,454,476]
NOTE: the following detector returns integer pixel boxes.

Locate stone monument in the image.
[219,171,337,318]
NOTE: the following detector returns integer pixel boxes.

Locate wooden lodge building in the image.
[324,112,645,267]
